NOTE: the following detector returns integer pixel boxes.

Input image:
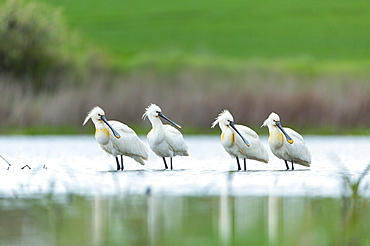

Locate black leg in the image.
[284,160,290,170]
[162,157,168,169]
[244,158,247,171]
[170,157,173,170]
[115,157,121,171]
[236,157,241,171]
[291,160,294,170]
[121,155,124,171]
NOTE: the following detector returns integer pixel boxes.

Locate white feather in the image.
[110,121,149,165]
[262,112,311,168]
[212,110,269,170]
[144,103,188,169]
[83,106,149,169]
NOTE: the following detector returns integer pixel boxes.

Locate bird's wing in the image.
[163,125,189,153]
[235,124,259,139]
[284,127,304,142]
[235,125,269,162]
[284,127,311,165]
[109,120,137,135]
[109,121,149,159]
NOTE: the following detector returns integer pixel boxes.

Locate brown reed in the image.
[0,69,369,134]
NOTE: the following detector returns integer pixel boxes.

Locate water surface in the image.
[0,135,369,197]
[1,136,370,245]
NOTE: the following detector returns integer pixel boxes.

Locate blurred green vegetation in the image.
[1,193,370,245]
[0,0,107,90]
[1,0,370,77]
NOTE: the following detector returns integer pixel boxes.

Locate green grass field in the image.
[36,0,370,72]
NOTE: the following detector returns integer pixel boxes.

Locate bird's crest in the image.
[142,103,160,120]
[211,110,232,128]
[83,106,103,125]
[261,112,279,128]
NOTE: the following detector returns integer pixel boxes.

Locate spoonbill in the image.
[211,110,269,171]
[262,112,311,170]
[83,106,149,170]
[143,104,189,170]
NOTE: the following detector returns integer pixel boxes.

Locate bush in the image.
[0,0,88,90]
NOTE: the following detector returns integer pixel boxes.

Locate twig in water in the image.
[340,162,370,199]
[0,155,11,170]
[21,165,31,170]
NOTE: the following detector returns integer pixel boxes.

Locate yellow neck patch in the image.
[221,132,235,143]
[270,130,284,145]
[95,128,109,137]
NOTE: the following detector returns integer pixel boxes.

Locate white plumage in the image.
[212,110,269,171]
[83,106,149,170]
[143,104,189,170]
[262,112,311,170]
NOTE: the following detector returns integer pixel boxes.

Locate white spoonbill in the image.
[262,112,311,170]
[83,106,149,170]
[143,104,189,170]
[211,110,269,171]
